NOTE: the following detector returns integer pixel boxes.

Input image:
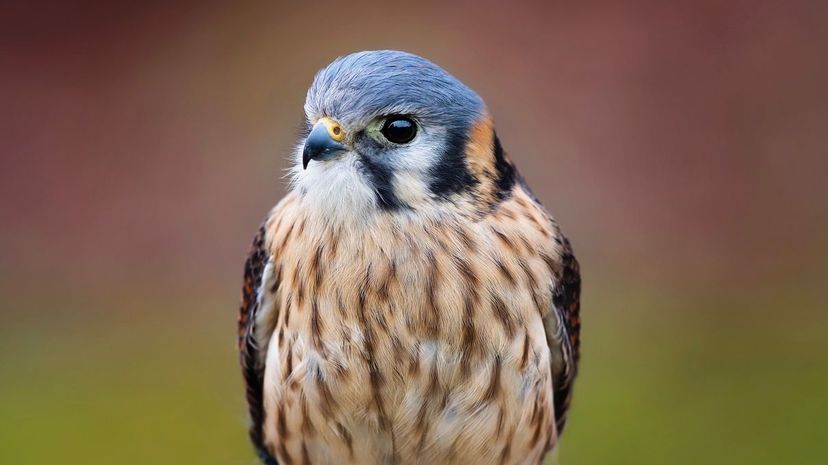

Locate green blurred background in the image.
[2,1,827,464]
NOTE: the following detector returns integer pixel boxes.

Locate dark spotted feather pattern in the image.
[238,223,278,465]
[550,236,581,435]
[517,174,582,435]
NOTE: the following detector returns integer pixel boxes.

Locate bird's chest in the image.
[260,216,556,464]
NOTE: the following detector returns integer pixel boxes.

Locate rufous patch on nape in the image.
[238,50,581,465]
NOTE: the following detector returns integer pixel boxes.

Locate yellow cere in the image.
[319,117,345,142]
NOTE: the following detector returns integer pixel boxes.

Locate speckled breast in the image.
[259,193,559,465]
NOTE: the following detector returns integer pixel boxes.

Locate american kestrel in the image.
[238,50,581,465]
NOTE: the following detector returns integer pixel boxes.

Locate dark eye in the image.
[381,117,417,144]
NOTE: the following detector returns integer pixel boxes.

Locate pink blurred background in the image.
[1,1,827,464]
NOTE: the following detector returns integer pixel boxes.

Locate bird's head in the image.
[291,50,515,224]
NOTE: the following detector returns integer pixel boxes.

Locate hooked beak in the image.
[302,118,347,169]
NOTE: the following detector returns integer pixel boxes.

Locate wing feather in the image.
[238,222,279,465]
[544,234,581,435]
[516,176,582,435]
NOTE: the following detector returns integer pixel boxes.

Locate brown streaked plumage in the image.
[238,50,581,465]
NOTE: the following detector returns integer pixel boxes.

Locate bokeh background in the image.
[2,1,827,464]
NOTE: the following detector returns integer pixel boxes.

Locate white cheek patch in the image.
[392,171,430,206]
[386,133,446,207]
[391,131,444,172]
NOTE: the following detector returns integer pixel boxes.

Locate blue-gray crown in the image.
[305,50,485,130]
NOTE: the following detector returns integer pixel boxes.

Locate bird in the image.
[238,50,581,465]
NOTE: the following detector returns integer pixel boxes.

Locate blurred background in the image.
[2,1,827,464]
